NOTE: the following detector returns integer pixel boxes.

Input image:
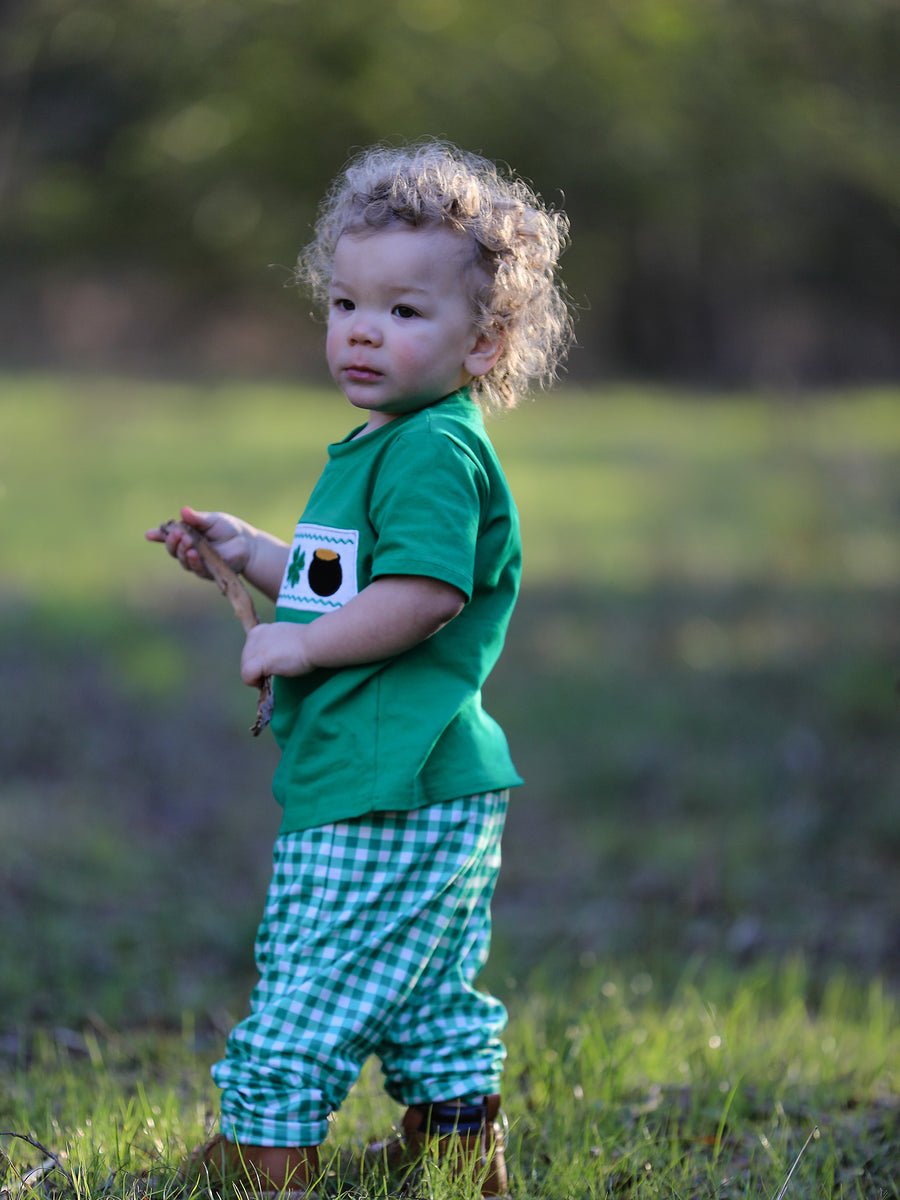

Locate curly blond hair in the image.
[297,141,572,411]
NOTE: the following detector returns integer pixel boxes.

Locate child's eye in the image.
[333,298,354,312]
[393,304,419,319]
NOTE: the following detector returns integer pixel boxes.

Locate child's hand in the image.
[240,576,466,685]
[241,623,313,687]
[146,505,251,578]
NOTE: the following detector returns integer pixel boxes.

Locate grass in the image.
[2,376,898,603]
[1,372,899,1195]
[1,963,897,1197]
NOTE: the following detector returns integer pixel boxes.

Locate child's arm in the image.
[145,505,289,603]
[239,575,466,686]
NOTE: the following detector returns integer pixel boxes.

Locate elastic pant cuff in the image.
[412,1096,491,1135]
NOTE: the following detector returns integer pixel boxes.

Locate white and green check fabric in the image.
[212,791,509,1147]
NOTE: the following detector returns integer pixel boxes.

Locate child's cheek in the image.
[391,338,427,376]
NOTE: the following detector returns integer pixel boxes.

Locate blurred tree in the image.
[1,0,898,380]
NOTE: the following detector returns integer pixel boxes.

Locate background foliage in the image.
[2,0,899,381]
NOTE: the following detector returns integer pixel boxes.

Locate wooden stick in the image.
[160,520,273,736]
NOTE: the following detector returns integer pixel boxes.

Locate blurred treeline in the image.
[2,0,898,383]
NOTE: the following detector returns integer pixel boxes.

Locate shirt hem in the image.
[276,775,523,835]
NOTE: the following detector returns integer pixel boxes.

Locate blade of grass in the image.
[772,1126,818,1200]
[712,1076,742,1165]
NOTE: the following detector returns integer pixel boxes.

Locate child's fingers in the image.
[153,523,212,576]
[145,509,207,546]
[180,504,213,530]
[240,633,266,688]
[144,523,190,559]
[178,541,211,576]
[146,507,238,578]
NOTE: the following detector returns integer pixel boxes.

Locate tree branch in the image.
[159,520,273,736]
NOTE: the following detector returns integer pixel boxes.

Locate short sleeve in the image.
[369,426,487,600]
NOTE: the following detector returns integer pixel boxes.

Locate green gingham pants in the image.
[212,791,509,1147]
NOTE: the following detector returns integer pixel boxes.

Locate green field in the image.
[1,373,898,1195]
[1,963,897,1197]
[3,375,899,600]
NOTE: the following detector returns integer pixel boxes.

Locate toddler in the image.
[148,140,570,1196]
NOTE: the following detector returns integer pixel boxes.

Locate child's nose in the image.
[349,314,382,345]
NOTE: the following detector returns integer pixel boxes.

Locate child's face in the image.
[326,224,498,431]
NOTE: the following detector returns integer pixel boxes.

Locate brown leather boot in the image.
[186,1133,320,1195]
[368,1095,507,1196]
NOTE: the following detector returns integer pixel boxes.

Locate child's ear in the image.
[464,327,504,378]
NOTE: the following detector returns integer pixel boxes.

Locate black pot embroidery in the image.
[308,548,342,597]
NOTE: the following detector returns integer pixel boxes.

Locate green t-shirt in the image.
[269,389,523,832]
